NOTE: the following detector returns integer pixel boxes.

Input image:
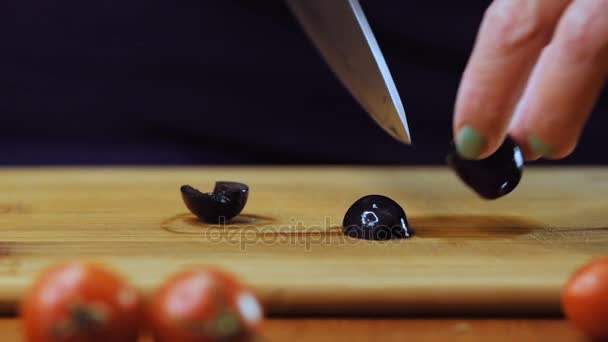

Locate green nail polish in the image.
[456,125,486,159]
[529,135,555,157]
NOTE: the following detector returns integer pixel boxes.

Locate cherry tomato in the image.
[148,268,264,342]
[562,257,608,339]
[21,262,142,342]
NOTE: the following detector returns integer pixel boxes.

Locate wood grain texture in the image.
[0,167,606,315]
[0,319,587,341]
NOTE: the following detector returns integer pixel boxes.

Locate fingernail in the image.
[456,125,486,159]
[529,135,555,157]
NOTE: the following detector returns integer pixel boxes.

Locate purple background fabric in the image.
[1,0,606,165]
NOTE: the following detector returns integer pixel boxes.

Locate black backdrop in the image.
[1,0,606,165]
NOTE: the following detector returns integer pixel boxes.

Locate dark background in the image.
[1,0,606,165]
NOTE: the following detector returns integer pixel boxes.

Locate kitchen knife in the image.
[286,0,411,144]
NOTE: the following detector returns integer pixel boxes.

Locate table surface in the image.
[1,318,587,341]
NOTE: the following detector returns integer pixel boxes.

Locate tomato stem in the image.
[52,302,109,339]
[212,311,242,337]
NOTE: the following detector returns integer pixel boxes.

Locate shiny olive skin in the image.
[343,195,412,240]
[447,136,524,200]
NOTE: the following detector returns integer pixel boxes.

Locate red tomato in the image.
[148,268,264,342]
[20,262,142,342]
[562,257,608,339]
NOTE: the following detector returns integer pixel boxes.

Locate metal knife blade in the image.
[287,0,411,144]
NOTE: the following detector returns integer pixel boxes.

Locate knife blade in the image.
[286,0,411,144]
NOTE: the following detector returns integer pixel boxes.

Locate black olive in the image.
[342,195,413,240]
[447,136,524,200]
[181,181,249,223]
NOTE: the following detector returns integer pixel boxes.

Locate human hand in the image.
[453,0,607,160]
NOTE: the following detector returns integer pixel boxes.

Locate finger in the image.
[453,0,571,160]
[509,0,608,160]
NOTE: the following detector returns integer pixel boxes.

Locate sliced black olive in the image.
[342,195,413,240]
[213,181,250,206]
[181,181,249,223]
[447,136,524,200]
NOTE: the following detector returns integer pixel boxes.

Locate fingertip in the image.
[455,125,487,159]
[455,124,510,160]
[509,130,541,161]
[528,134,576,160]
[528,134,556,158]
[510,122,576,161]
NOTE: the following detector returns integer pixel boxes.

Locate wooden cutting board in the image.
[0,167,606,315]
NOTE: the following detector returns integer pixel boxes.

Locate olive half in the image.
[181,181,249,223]
[342,195,413,240]
[447,136,524,200]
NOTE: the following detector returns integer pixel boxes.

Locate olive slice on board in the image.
[181,182,249,223]
[342,195,413,241]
